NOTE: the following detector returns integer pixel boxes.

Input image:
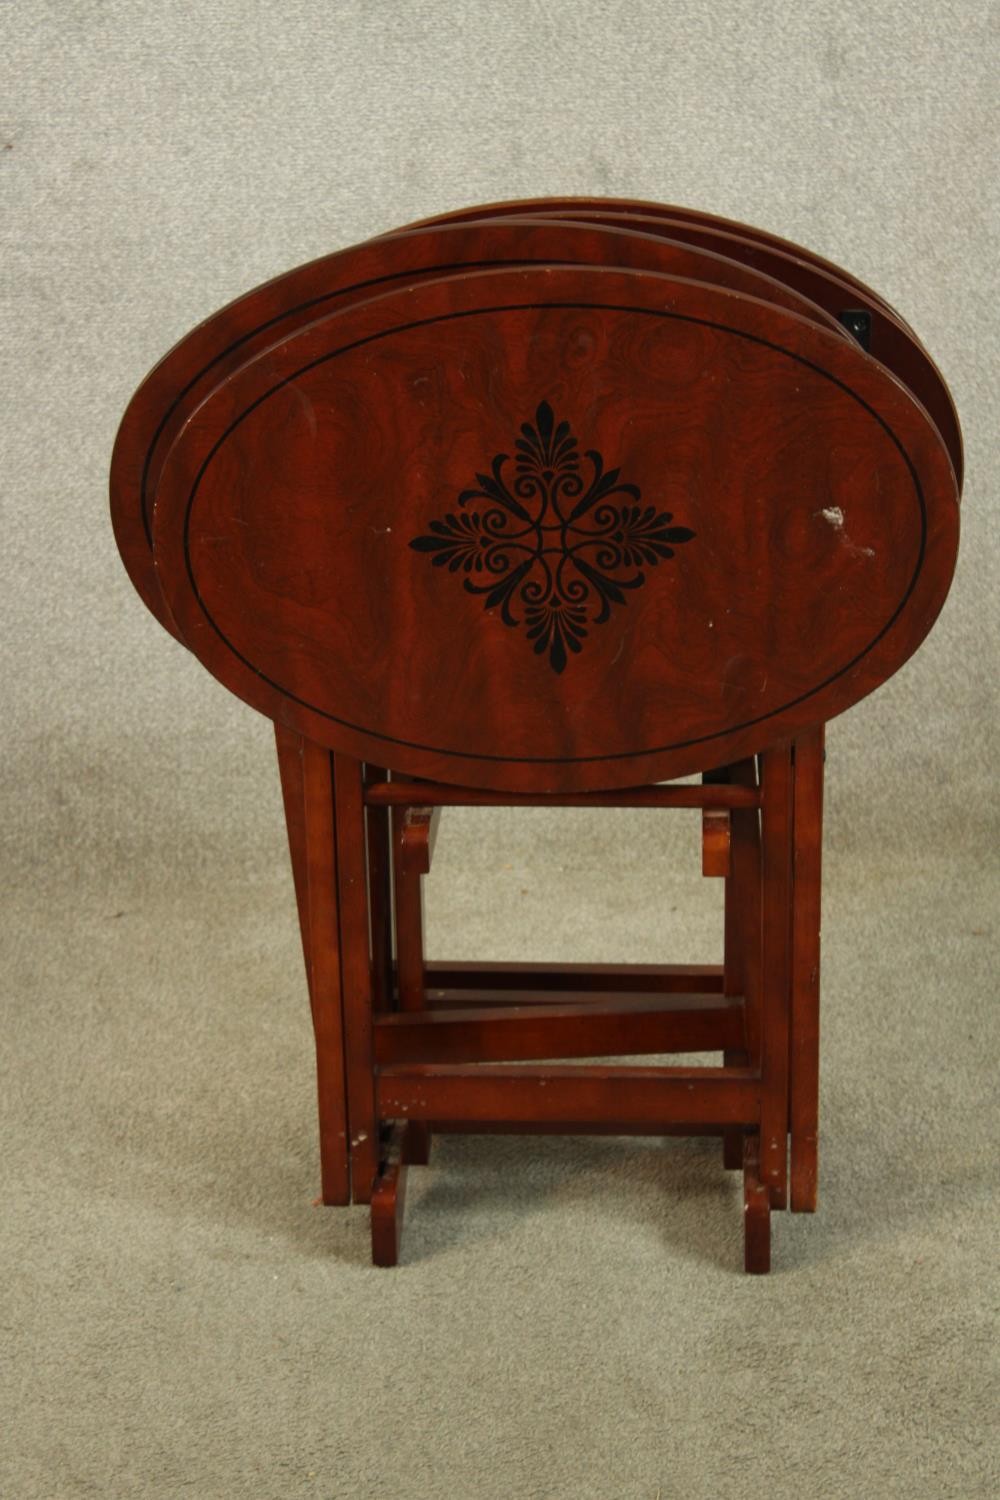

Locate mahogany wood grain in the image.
[112,217,842,640]
[274,723,312,983]
[331,753,379,1203]
[718,759,757,1168]
[721,1103,745,1172]
[366,783,760,809]
[702,809,732,877]
[472,209,964,485]
[759,744,794,1209]
[371,1123,408,1267]
[373,994,744,1065]
[728,759,763,1066]
[395,806,440,874]
[376,1063,761,1127]
[151,264,959,793]
[112,203,963,1272]
[300,737,350,1205]
[364,765,393,1012]
[420,985,725,1011]
[391,804,437,1022]
[392,807,427,1013]
[743,1134,771,1274]
[415,198,962,485]
[790,728,824,1211]
[408,195,903,323]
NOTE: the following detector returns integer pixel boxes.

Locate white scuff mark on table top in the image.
[815,505,875,558]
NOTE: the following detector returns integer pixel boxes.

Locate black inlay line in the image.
[175,299,927,767]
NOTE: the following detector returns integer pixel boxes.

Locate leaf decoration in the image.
[409,403,695,673]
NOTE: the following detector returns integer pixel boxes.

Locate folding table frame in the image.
[275,725,825,1273]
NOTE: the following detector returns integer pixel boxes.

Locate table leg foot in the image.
[743,1136,771,1275]
[790,1132,818,1213]
[371,1169,407,1267]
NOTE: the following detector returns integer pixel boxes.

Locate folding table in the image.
[111,199,961,1271]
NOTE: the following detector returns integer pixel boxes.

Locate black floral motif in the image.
[410,401,695,674]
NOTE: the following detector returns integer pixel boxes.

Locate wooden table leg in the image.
[333,753,380,1204]
[297,734,351,1206]
[391,805,438,1165]
[365,766,393,1013]
[743,1134,771,1273]
[393,806,428,1014]
[790,728,824,1212]
[721,760,761,1171]
[759,743,793,1211]
[275,723,312,981]
[371,1123,411,1266]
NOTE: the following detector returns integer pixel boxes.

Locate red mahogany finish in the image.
[111,200,961,1272]
[418,200,962,486]
[149,266,957,792]
[407,195,907,318]
[111,216,845,639]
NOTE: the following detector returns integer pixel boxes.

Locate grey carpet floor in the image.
[2,2,998,1496]
[3,765,997,1499]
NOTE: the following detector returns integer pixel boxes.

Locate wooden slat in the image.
[422,961,724,995]
[365,781,760,809]
[377,1063,760,1127]
[374,994,744,1064]
[422,985,725,1011]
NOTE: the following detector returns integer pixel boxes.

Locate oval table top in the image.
[144,261,960,792]
[111,214,851,638]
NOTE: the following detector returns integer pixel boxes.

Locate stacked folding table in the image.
[111,198,961,1271]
